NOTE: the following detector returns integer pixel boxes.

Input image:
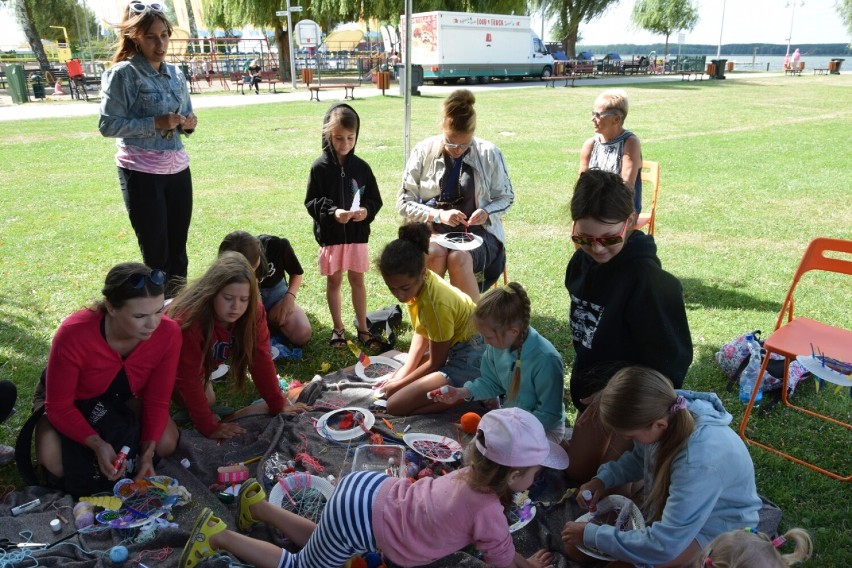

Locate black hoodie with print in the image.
[304,103,382,247]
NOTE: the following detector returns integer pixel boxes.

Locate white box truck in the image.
[402,11,554,84]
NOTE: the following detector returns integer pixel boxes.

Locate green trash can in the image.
[7,64,29,104]
[31,73,45,99]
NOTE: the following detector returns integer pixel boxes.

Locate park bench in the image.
[784,62,805,76]
[542,75,588,88]
[230,71,280,94]
[678,71,704,81]
[813,67,829,75]
[308,83,357,101]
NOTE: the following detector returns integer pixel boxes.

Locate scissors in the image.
[0,538,48,550]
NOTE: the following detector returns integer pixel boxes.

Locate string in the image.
[135,546,173,563]
[293,432,326,473]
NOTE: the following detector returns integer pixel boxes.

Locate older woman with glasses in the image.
[579,88,643,213]
[397,89,514,302]
[99,1,198,298]
[31,263,181,495]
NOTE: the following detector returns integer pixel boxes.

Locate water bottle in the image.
[739,334,764,406]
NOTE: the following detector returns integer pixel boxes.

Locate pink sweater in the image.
[372,468,515,567]
[174,303,284,437]
[45,309,180,445]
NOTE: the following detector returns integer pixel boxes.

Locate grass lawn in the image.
[1,74,850,565]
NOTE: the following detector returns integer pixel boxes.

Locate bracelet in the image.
[433,210,441,224]
[285,291,297,300]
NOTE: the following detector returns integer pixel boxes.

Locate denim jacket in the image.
[98,54,193,151]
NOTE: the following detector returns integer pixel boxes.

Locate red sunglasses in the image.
[571,220,630,247]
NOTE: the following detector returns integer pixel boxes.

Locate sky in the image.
[1,0,849,51]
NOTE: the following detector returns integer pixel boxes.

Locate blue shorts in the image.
[441,336,485,387]
[260,279,289,312]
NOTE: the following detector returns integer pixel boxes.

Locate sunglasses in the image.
[591,111,619,120]
[128,1,164,15]
[443,138,471,151]
[571,220,630,247]
[125,269,166,288]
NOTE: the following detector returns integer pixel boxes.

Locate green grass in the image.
[1,75,851,565]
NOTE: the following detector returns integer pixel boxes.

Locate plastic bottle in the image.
[112,445,130,473]
[738,334,764,406]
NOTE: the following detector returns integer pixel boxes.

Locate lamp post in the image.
[716,0,726,59]
[785,1,803,58]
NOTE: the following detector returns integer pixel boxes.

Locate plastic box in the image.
[350,444,405,477]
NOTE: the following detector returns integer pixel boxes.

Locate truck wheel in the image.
[541,67,553,78]
[480,76,490,84]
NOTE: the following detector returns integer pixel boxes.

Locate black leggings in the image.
[118,166,193,296]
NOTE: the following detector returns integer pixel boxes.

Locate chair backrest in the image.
[775,237,852,329]
[640,160,661,234]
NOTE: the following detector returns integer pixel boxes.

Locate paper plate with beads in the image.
[315,407,376,441]
[434,232,483,251]
[508,498,536,533]
[403,432,462,462]
[268,473,335,523]
[574,495,645,561]
[355,355,402,384]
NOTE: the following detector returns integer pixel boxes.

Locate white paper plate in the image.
[315,407,376,441]
[403,432,462,462]
[355,355,402,384]
[210,364,229,381]
[270,346,279,360]
[796,355,852,386]
[434,232,484,251]
[575,495,645,561]
[268,473,335,521]
[508,500,536,533]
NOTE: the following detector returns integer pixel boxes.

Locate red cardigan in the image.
[44,308,181,446]
[174,303,284,437]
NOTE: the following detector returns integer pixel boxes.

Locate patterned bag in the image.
[715,330,809,394]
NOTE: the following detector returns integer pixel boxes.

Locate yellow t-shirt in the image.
[407,270,477,345]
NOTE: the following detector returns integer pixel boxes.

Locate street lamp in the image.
[785,1,804,58]
[716,0,726,59]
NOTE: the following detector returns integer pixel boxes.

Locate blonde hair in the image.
[474,282,531,400]
[595,88,629,120]
[461,429,533,511]
[111,6,173,64]
[168,252,259,388]
[598,366,693,523]
[442,89,476,135]
[701,528,813,567]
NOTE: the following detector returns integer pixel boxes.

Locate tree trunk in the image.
[184,0,199,52]
[274,23,290,82]
[15,0,50,71]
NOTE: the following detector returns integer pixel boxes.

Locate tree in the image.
[7,0,49,70]
[31,0,98,52]
[631,0,699,59]
[838,0,852,39]
[529,0,620,57]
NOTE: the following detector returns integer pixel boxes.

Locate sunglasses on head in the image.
[128,1,164,15]
[571,220,630,247]
[125,269,166,288]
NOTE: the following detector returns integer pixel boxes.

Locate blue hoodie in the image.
[584,391,761,566]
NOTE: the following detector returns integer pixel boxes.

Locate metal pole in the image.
[404,0,412,163]
[80,0,94,66]
[785,1,797,58]
[716,0,726,59]
[286,0,297,89]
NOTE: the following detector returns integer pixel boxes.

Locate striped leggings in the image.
[277,471,386,568]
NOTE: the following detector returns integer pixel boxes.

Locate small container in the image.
[351,444,406,477]
[217,464,250,483]
[50,519,62,533]
[112,445,131,472]
[180,458,191,468]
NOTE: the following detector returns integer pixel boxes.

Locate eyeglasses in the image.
[128,1,164,15]
[591,111,619,120]
[443,138,471,151]
[571,220,630,247]
[125,269,166,288]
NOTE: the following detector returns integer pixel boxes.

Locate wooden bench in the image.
[678,71,704,81]
[308,84,357,101]
[542,75,587,88]
[784,62,805,76]
[259,71,279,93]
[813,67,829,75]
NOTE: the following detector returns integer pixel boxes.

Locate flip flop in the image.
[179,507,226,568]
[237,477,266,532]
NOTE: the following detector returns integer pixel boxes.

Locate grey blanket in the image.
[1,369,592,568]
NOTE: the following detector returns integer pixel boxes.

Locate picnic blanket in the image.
[0,362,597,568]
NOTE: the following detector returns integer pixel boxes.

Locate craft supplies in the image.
[109,545,129,563]
[581,489,596,512]
[426,385,449,400]
[347,340,371,367]
[111,446,130,473]
[355,355,402,384]
[269,473,335,523]
[351,444,405,477]
[11,498,40,516]
[403,432,463,462]
[217,463,250,484]
[180,458,191,468]
[459,412,481,434]
[50,519,62,533]
[73,501,95,529]
[316,407,376,442]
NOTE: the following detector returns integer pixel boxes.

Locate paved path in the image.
[0,71,773,122]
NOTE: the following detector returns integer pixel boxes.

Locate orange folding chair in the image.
[739,237,852,481]
[634,161,660,236]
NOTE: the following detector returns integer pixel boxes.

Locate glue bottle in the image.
[738,334,764,407]
[112,445,131,473]
[581,489,597,513]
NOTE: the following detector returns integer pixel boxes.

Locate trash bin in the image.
[726,61,734,72]
[706,63,715,76]
[301,68,313,85]
[710,58,728,79]
[829,58,844,74]
[7,64,29,104]
[376,71,390,93]
[398,64,423,96]
[30,73,45,99]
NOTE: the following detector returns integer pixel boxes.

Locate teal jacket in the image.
[463,326,565,431]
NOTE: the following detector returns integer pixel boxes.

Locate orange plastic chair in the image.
[739,237,852,481]
[634,160,660,236]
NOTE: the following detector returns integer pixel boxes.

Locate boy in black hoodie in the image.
[305,104,383,349]
[564,169,692,482]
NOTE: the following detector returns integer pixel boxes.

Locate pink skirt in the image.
[318,243,369,276]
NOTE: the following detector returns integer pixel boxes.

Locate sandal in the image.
[179,507,227,568]
[237,477,266,532]
[329,328,347,348]
[357,329,383,352]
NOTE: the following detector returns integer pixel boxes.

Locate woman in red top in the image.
[169,252,309,440]
[36,263,180,484]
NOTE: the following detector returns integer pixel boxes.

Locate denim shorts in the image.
[260,279,289,312]
[441,336,485,387]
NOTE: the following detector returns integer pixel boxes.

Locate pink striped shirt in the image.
[115,146,190,175]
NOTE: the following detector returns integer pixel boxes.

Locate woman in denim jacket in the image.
[99,1,198,298]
